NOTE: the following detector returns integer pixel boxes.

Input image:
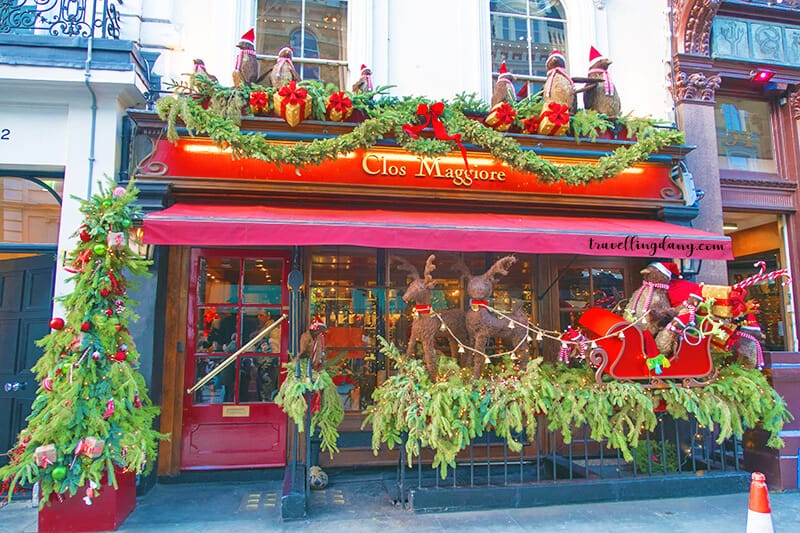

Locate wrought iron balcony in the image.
[0,0,121,39]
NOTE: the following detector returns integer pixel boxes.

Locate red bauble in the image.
[79,230,91,242]
[42,377,53,391]
[113,351,127,362]
[115,323,123,332]
[49,317,65,330]
[105,309,114,316]
[100,288,110,297]
[81,321,91,332]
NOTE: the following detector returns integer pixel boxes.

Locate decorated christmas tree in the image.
[0,180,165,508]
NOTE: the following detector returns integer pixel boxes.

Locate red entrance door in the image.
[181,250,290,469]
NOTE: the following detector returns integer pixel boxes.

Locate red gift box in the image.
[325,91,353,122]
[485,102,516,132]
[273,81,311,127]
[537,102,570,136]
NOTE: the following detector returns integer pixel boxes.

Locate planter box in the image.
[38,468,137,533]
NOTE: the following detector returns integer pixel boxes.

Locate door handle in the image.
[3,381,27,392]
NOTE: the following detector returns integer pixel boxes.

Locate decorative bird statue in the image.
[351,64,373,93]
[542,49,576,114]
[232,28,260,87]
[491,61,516,107]
[192,58,217,83]
[268,46,300,89]
[583,46,621,119]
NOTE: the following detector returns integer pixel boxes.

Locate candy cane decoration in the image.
[733,262,792,291]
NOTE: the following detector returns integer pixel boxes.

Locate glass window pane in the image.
[242,308,282,353]
[591,268,624,310]
[201,305,238,353]
[715,97,776,173]
[198,257,240,304]
[193,356,235,404]
[243,258,283,304]
[0,176,62,244]
[239,355,281,403]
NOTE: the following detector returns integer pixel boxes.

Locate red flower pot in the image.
[38,468,136,533]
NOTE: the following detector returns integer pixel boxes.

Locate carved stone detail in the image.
[790,87,800,121]
[673,0,722,56]
[673,70,722,103]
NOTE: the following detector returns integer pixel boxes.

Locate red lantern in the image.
[49,317,65,330]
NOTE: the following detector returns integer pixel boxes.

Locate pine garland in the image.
[274,362,344,457]
[0,180,167,507]
[361,338,790,478]
[155,74,685,187]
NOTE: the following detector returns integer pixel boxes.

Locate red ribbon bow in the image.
[522,115,540,134]
[326,91,352,113]
[278,81,308,104]
[402,102,469,170]
[543,101,570,126]
[249,91,268,111]
[490,102,517,126]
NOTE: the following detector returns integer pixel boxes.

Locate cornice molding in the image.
[673,0,722,56]
[720,176,797,190]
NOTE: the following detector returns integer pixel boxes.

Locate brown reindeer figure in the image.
[394,255,469,376]
[458,256,530,377]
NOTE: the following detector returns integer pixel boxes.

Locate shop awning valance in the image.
[143,203,733,260]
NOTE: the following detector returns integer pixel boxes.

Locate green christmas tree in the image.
[0,180,166,507]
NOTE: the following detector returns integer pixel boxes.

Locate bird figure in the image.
[542,49,576,114]
[269,46,300,89]
[192,58,217,83]
[624,261,678,337]
[352,64,373,93]
[583,46,621,119]
[232,28,260,87]
[491,61,516,107]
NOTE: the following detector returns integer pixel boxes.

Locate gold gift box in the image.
[273,93,311,127]
[537,115,569,136]
[701,284,733,318]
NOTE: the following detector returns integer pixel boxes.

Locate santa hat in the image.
[498,61,513,79]
[588,46,608,68]
[667,279,704,307]
[650,261,681,279]
[547,49,566,64]
[360,63,371,74]
[309,315,327,332]
[239,28,255,46]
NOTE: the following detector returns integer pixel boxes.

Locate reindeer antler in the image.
[485,255,517,283]
[423,254,437,285]
[391,255,420,280]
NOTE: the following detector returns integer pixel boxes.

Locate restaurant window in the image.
[490,0,567,97]
[714,97,777,174]
[0,176,62,244]
[558,265,626,329]
[309,247,379,411]
[256,0,348,86]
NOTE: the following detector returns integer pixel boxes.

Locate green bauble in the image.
[121,219,131,228]
[51,465,67,481]
[93,244,107,255]
[102,200,111,208]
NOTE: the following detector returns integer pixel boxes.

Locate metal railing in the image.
[396,413,743,508]
[0,0,121,39]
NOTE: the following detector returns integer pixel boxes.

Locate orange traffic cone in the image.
[746,472,774,533]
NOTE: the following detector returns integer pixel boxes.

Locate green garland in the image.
[362,338,789,478]
[274,362,344,457]
[155,75,685,187]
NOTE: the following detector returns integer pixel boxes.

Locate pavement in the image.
[2,469,799,532]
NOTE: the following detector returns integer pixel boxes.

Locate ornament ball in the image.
[121,219,131,228]
[105,309,114,316]
[114,351,127,361]
[100,288,110,297]
[102,200,111,208]
[42,376,53,391]
[92,351,100,360]
[49,317,65,330]
[81,321,91,332]
[52,466,67,481]
[112,186,126,198]
[93,244,107,255]
[79,230,91,242]
[115,323,123,332]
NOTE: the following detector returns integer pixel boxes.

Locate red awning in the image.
[143,203,733,260]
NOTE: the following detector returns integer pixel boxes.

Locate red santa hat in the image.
[547,49,566,64]
[498,61,513,79]
[360,63,371,74]
[650,261,681,279]
[740,313,762,332]
[309,315,327,332]
[588,46,608,68]
[239,28,255,46]
[667,279,704,307]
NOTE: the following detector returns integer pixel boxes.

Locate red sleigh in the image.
[577,307,717,388]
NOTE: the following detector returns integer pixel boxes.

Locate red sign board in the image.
[142,139,682,202]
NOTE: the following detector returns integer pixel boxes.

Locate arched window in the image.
[256,0,347,86]
[490,0,567,97]
[290,28,320,80]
